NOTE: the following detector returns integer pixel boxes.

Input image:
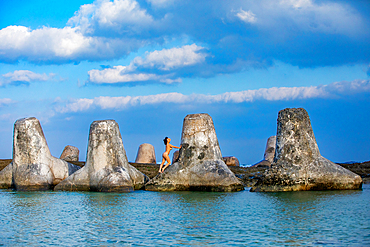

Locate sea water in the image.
[1,185,369,246]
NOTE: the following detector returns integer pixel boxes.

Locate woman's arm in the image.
[170,144,181,149]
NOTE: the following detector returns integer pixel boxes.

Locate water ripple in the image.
[0,185,369,246]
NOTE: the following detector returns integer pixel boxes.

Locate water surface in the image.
[1,185,369,246]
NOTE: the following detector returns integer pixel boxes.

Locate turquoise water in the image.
[1,185,369,246]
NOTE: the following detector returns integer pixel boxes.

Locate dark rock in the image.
[251,160,271,168]
[145,113,244,192]
[60,145,79,162]
[338,161,370,184]
[251,108,362,192]
[223,156,240,166]
[130,162,159,179]
[55,120,148,192]
[172,150,179,164]
[229,166,268,187]
[0,159,12,172]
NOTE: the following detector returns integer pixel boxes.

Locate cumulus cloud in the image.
[88,44,207,84]
[59,80,370,112]
[0,0,368,72]
[0,0,162,64]
[67,0,155,36]
[0,70,54,86]
[88,65,163,84]
[133,44,207,70]
[62,98,94,112]
[271,0,365,36]
[0,25,138,63]
[228,0,366,38]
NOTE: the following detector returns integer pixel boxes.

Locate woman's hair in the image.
[163,137,169,145]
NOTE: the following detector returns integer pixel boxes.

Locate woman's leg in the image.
[159,157,166,173]
[162,154,171,172]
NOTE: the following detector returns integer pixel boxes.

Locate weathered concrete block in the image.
[146,113,244,192]
[0,117,80,190]
[135,143,156,164]
[55,120,148,192]
[251,108,362,192]
[0,162,14,189]
[223,156,240,166]
[60,145,79,162]
[263,136,276,164]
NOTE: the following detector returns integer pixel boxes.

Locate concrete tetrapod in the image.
[145,113,244,192]
[0,117,81,191]
[135,143,156,164]
[251,108,362,192]
[55,120,148,192]
[251,136,276,168]
[263,136,276,164]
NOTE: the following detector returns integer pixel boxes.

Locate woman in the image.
[159,137,181,173]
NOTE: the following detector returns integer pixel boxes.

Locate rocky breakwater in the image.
[0,117,81,190]
[135,143,156,164]
[145,113,244,192]
[251,108,362,192]
[55,120,148,192]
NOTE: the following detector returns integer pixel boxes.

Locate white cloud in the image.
[236,9,257,23]
[88,65,159,84]
[0,70,55,86]
[0,26,88,61]
[0,0,367,69]
[68,0,154,35]
[58,80,370,113]
[0,25,132,62]
[325,80,370,94]
[59,92,188,112]
[2,70,49,82]
[0,98,13,107]
[275,0,364,35]
[231,0,365,37]
[88,44,206,84]
[61,98,94,113]
[160,78,182,84]
[280,0,313,9]
[133,44,207,70]
[96,0,153,26]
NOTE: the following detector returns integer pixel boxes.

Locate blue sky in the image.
[0,0,369,165]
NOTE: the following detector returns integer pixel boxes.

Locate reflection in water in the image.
[257,189,367,246]
[0,186,369,246]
